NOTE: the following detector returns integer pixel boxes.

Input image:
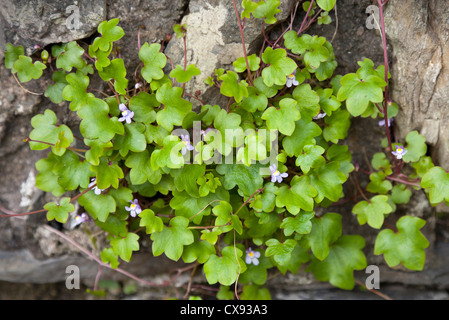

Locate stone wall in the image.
[0,0,448,299]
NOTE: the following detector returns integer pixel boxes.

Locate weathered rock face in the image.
[164,0,296,106]
[0,0,106,59]
[384,0,449,165]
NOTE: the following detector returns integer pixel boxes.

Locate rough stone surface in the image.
[0,0,106,59]
[384,0,449,166]
[164,0,296,107]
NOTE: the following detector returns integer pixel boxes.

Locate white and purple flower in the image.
[378,118,393,127]
[125,199,142,217]
[392,145,408,160]
[71,213,91,228]
[88,178,104,195]
[313,112,326,120]
[245,247,261,266]
[180,134,194,155]
[118,103,134,124]
[286,70,299,88]
[269,163,288,183]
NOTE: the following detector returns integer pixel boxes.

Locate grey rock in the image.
[384,0,449,165]
[0,0,106,59]
[164,0,297,106]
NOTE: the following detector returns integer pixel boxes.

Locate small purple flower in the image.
[71,213,91,228]
[286,70,299,88]
[180,134,194,155]
[269,164,288,183]
[200,128,212,138]
[125,199,142,217]
[378,118,393,127]
[392,145,408,160]
[118,103,134,124]
[246,247,261,266]
[88,178,104,195]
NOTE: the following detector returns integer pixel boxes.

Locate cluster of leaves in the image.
[3,0,446,299]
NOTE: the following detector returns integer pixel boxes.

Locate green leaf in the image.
[261,47,297,87]
[401,131,427,163]
[412,156,434,178]
[111,233,139,262]
[4,43,24,71]
[307,235,367,290]
[252,0,281,24]
[170,64,201,83]
[62,71,93,111]
[203,246,247,286]
[240,87,268,112]
[265,238,296,266]
[173,24,186,38]
[309,162,347,202]
[171,164,206,198]
[366,172,392,195]
[78,190,116,222]
[129,92,158,123]
[301,212,342,260]
[316,0,336,11]
[292,84,320,118]
[352,195,394,229]
[282,118,322,157]
[29,109,74,156]
[98,58,129,95]
[233,54,260,73]
[156,83,192,131]
[219,71,248,103]
[100,248,119,269]
[280,211,315,236]
[374,216,429,271]
[421,166,449,205]
[317,88,341,116]
[283,32,329,70]
[295,144,325,174]
[92,18,125,52]
[139,43,166,83]
[12,56,46,83]
[251,182,277,213]
[371,152,392,175]
[90,157,124,190]
[391,184,412,204]
[241,0,258,19]
[84,138,113,166]
[53,150,92,191]
[337,59,387,117]
[55,41,85,72]
[323,109,351,144]
[216,163,264,197]
[151,216,194,261]
[78,97,124,142]
[35,153,66,197]
[125,150,161,185]
[261,98,300,136]
[139,209,163,234]
[275,175,317,214]
[182,238,215,264]
[240,285,271,300]
[113,123,147,157]
[44,197,74,223]
[44,70,69,104]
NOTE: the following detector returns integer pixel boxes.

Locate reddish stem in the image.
[232,0,254,85]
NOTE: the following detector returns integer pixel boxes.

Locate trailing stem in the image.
[232,0,254,86]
